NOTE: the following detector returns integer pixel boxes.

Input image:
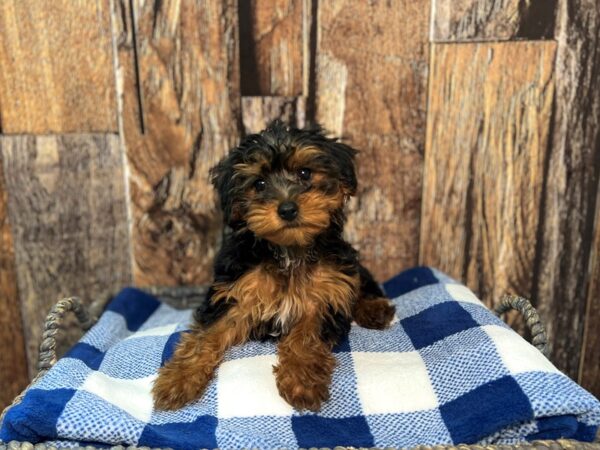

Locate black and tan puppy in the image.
[152,121,396,411]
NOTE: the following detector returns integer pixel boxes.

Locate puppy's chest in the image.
[229,263,358,333]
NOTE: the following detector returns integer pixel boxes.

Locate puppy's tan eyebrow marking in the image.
[234,155,271,177]
[287,146,324,169]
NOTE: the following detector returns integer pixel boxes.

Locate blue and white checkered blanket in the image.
[2,267,599,449]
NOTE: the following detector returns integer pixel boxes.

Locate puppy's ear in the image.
[210,156,241,226]
[331,141,358,196]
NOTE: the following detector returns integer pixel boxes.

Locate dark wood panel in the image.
[432,0,557,42]
[580,187,600,399]
[242,96,306,135]
[113,0,242,286]
[420,42,556,313]
[239,0,304,96]
[0,152,28,410]
[535,0,600,380]
[1,134,131,375]
[0,0,116,133]
[315,0,429,281]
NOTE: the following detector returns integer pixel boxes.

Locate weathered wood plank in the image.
[113,0,241,286]
[239,0,304,96]
[420,42,556,316]
[535,0,600,380]
[580,187,600,399]
[242,96,306,135]
[0,153,28,409]
[315,0,429,281]
[0,0,116,133]
[1,134,131,375]
[432,0,558,42]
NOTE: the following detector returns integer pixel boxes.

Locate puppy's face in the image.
[212,123,357,247]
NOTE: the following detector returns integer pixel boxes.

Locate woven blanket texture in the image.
[1,267,599,449]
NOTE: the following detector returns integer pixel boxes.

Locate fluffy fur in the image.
[152,121,396,411]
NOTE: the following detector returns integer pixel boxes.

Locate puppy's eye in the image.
[254,179,266,192]
[297,168,312,181]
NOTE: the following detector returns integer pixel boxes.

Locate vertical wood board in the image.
[0,0,116,133]
[113,0,242,286]
[239,0,304,96]
[1,134,132,374]
[0,154,28,409]
[242,96,306,135]
[536,0,600,380]
[315,0,430,281]
[420,42,556,313]
[432,0,557,42]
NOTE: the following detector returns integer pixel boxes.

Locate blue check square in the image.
[401,301,479,349]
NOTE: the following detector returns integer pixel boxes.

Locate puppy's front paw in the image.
[354,297,396,330]
[277,370,329,411]
[152,363,212,411]
[274,364,331,411]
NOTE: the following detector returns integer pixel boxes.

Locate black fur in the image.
[198,121,384,345]
[210,121,357,228]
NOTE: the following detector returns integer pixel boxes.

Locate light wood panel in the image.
[1,134,131,375]
[242,96,306,135]
[112,0,242,286]
[315,0,429,281]
[239,0,304,96]
[432,0,557,42]
[0,153,28,410]
[0,0,116,133]
[420,42,556,313]
[536,0,600,381]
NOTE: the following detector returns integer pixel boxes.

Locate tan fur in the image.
[152,309,252,410]
[353,296,396,330]
[287,146,324,169]
[246,189,344,247]
[274,307,337,411]
[213,263,358,332]
[153,262,359,410]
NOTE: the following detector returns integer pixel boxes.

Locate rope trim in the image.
[494,294,550,358]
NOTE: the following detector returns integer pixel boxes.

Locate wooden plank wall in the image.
[0,0,599,411]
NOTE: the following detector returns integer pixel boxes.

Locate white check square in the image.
[445,283,485,306]
[353,351,438,414]
[216,354,293,418]
[81,372,156,422]
[483,325,560,375]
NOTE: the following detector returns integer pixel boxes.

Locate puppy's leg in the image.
[353,263,396,330]
[274,313,336,411]
[153,307,250,410]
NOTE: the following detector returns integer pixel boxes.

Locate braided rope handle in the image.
[0,297,98,429]
[37,297,96,372]
[495,294,550,358]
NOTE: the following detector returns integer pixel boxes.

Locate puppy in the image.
[152,121,396,411]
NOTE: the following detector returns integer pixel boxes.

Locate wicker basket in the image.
[1,288,599,450]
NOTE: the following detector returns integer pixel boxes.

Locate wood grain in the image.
[580,186,600,399]
[536,0,600,381]
[1,134,131,375]
[0,0,116,133]
[420,42,556,314]
[432,0,557,42]
[239,0,304,96]
[0,153,28,410]
[113,0,242,286]
[242,96,306,135]
[314,0,429,281]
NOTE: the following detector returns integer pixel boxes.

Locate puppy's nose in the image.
[278,201,298,221]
